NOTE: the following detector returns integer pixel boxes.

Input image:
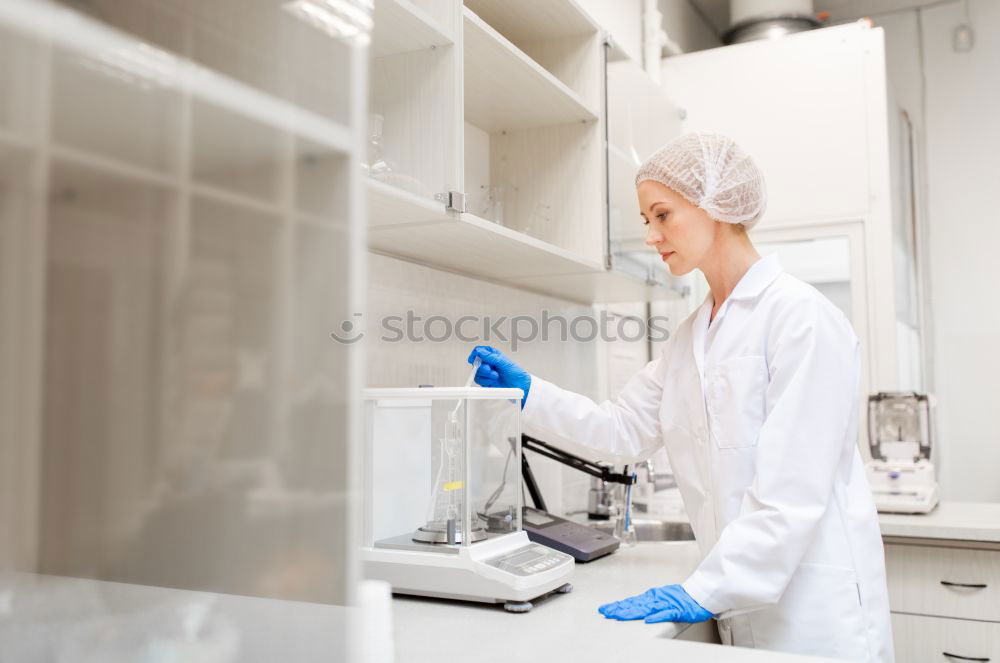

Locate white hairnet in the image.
[634,132,767,229]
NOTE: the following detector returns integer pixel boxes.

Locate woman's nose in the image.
[645,227,663,246]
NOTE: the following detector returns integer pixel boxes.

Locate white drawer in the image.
[892,613,1000,663]
[886,543,1000,622]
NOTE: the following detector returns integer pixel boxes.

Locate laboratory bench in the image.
[878,500,1000,543]
[390,541,841,663]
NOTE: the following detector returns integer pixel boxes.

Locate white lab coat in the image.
[521,255,894,662]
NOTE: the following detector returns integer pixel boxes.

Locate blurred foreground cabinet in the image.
[0,0,366,660]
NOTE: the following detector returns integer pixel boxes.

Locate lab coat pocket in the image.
[707,355,767,449]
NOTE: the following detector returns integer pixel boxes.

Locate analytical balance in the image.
[865,391,940,514]
[360,387,574,612]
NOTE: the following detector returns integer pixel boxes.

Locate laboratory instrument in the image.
[865,391,940,514]
[361,387,573,612]
[521,507,619,563]
[521,434,635,562]
[520,434,631,561]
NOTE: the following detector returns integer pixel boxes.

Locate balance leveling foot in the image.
[503,600,533,613]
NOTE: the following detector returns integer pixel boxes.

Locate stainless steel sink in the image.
[631,519,695,542]
[590,519,695,542]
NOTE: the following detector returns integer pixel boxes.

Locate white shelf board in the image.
[369,210,600,279]
[191,182,286,218]
[366,199,678,303]
[506,269,684,304]
[371,0,453,58]
[51,143,178,189]
[366,178,449,229]
[463,0,599,42]
[463,7,598,132]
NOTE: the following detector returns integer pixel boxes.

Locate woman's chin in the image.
[664,257,693,276]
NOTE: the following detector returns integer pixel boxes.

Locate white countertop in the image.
[391,541,839,663]
[878,500,1000,542]
[641,498,1000,543]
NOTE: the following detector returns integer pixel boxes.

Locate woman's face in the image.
[637,179,718,276]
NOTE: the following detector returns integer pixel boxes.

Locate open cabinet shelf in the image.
[364,0,681,304]
[462,7,597,132]
[368,204,596,293]
[371,0,453,58]
[463,0,599,42]
[365,180,681,303]
[506,268,682,303]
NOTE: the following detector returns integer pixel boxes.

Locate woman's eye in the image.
[642,218,649,226]
[657,213,667,221]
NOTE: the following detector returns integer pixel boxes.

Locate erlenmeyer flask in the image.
[412,399,486,544]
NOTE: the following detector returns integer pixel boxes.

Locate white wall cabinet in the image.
[662,23,902,450]
[366,0,683,305]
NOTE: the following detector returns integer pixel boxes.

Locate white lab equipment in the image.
[361,387,573,612]
[865,392,940,514]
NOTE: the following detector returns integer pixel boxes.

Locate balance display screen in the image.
[523,510,556,527]
[505,550,543,567]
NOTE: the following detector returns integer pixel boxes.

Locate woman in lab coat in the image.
[468,133,894,662]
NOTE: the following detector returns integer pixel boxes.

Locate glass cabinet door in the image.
[604,47,682,289]
[0,1,367,660]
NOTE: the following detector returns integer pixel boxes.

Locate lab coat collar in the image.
[691,254,782,380]
[727,253,783,302]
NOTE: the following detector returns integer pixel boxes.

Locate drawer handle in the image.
[941,581,988,589]
[942,653,989,662]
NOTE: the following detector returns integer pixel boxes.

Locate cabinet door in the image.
[606,52,681,284]
[661,22,887,227]
[886,543,1000,622]
[892,613,1000,663]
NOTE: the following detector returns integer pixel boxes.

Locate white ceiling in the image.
[686,0,953,35]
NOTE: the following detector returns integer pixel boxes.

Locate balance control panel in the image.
[485,543,572,577]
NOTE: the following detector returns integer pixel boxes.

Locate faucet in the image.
[639,459,656,486]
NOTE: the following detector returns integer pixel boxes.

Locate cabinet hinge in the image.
[434,190,466,213]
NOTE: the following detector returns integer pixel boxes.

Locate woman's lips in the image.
[660,251,675,262]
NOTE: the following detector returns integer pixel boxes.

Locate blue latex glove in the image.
[467,346,531,408]
[598,584,713,624]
